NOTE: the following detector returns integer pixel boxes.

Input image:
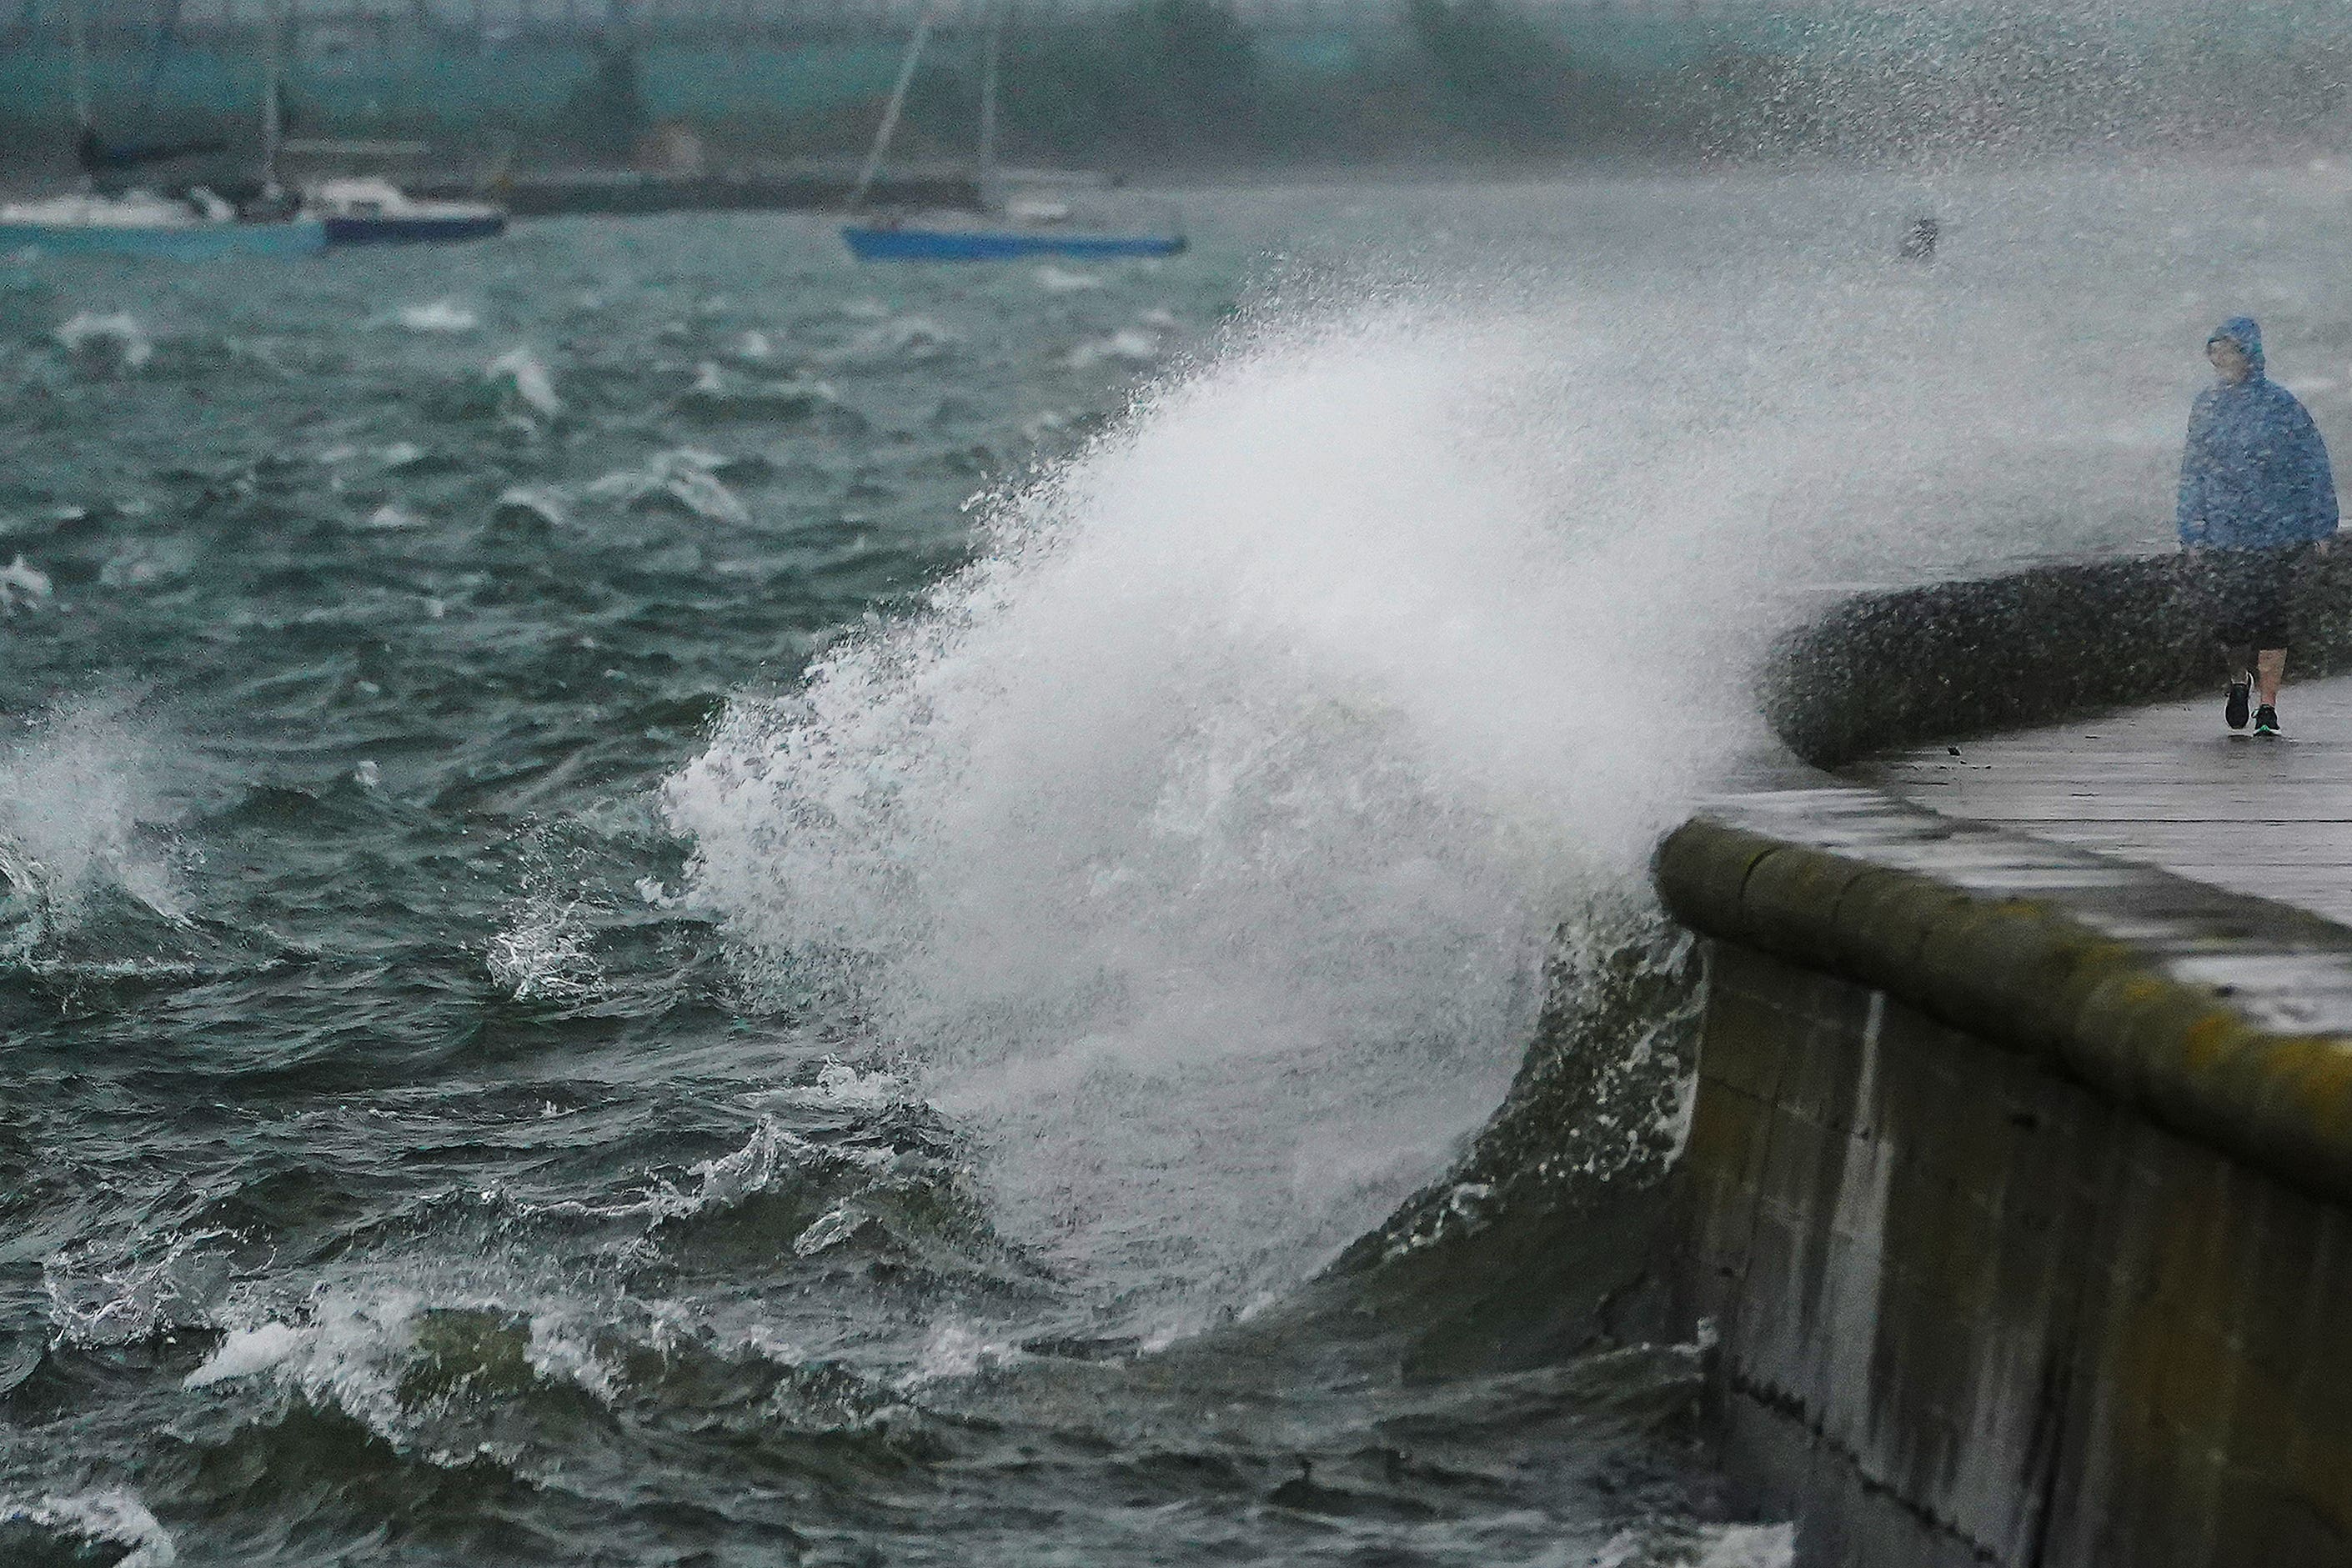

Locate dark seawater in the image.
[0,191,1766,1568]
[4,166,2323,1565]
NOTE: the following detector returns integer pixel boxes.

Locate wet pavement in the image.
[1849,672,2352,929]
[1695,664,2352,1035]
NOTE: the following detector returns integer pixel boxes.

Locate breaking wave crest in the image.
[0,1490,178,1568]
[662,299,1771,1334]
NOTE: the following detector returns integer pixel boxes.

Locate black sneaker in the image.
[2227,677,2252,730]
[2255,704,2282,735]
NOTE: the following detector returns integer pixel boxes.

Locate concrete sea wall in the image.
[1655,556,2352,1565]
[1762,549,2352,769]
[1660,821,2352,1566]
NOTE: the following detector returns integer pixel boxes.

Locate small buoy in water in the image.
[1900,215,1940,262]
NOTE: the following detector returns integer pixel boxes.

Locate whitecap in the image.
[488,893,600,1001]
[0,1490,178,1568]
[1061,328,1161,369]
[790,1203,873,1257]
[492,485,569,529]
[671,364,846,424]
[769,1058,909,1112]
[1694,1522,1798,1568]
[642,1119,890,1224]
[730,328,778,362]
[183,1320,306,1387]
[1035,264,1104,293]
[901,1321,1015,1385]
[1137,306,1179,328]
[485,346,561,417]
[54,310,152,371]
[366,503,424,530]
[0,700,189,945]
[100,542,187,589]
[44,1227,228,1346]
[189,1290,422,1441]
[584,449,752,526]
[394,298,479,334]
[0,554,53,615]
[850,315,960,362]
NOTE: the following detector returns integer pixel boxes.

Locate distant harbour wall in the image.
[1653,558,2352,1565]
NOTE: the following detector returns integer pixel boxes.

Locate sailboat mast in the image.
[68,0,90,128]
[845,0,940,213]
[260,0,284,193]
[975,0,1004,183]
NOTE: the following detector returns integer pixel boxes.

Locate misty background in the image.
[3,0,2346,183]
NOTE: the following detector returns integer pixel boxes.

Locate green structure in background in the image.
[2,0,2345,166]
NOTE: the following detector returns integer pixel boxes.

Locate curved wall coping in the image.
[1657,811,2352,1210]
[1763,550,2352,769]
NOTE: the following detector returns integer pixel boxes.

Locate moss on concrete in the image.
[1655,815,2352,1210]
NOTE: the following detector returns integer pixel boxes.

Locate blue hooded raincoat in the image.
[2177,317,2340,550]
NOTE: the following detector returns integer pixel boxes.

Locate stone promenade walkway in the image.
[1849,672,2352,928]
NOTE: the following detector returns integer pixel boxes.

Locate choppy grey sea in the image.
[3,166,2341,1566]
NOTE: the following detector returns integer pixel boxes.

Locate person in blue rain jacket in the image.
[2179,316,2339,734]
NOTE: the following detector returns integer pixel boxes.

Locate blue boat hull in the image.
[843,225,1186,262]
[322,213,507,247]
[0,218,327,260]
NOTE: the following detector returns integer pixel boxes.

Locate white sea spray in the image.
[0,699,189,945]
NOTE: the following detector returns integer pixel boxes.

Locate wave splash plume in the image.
[0,699,188,952]
[664,301,1768,1333]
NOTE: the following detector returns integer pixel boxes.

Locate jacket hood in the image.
[2210,316,2266,379]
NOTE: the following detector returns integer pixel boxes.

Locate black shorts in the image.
[2203,544,2312,650]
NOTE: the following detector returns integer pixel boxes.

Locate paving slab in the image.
[1850,673,2352,928]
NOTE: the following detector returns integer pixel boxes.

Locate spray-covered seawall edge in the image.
[1653,815,2352,1209]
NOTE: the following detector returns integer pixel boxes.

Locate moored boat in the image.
[304,177,506,247]
[3,0,323,261]
[843,221,1185,262]
[0,191,325,261]
[840,0,1187,264]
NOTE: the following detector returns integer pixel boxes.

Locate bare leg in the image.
[2259,648,2287,706]
[2225,643,2256,685]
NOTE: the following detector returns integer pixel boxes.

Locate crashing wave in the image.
[659,303,1758,1340]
